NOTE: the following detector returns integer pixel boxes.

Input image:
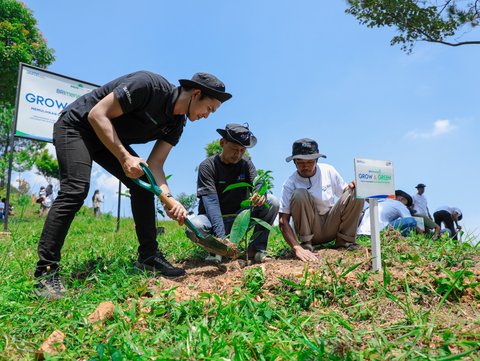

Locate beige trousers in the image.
[290,188,364,246]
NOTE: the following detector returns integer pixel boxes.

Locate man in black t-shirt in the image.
[34,71,232,300]
[187,124,279,263]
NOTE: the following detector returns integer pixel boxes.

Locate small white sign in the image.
[354,158,395,199]
[14,63,98,142]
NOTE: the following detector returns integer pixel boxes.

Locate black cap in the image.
[395,189,413,207]
[286,138,326,162]
[179,72,232,103]
[415,183,426,189]
[217,123,257,148]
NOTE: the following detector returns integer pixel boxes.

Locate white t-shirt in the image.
[280,163,347,215]
[435,206,462,217]
[358,199,411,235]
[413,193,429,215]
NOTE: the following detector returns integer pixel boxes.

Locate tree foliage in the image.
[0,0,55,187]
[204,139,222,158]
[35,149,59,184]
[0,104,46,187]
[204,139,250,159]
[0,0,55,104]
[346,0,480,53]
[176,192,198,214]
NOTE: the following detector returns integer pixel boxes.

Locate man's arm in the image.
[147,139,187,225]
[88,93,145,179]
[201,193,226,239]
[278,212,317,262]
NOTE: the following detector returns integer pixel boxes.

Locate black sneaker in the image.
[136,252,186,278]
[34,272,65,300]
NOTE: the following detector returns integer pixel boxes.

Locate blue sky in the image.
[19,0,480,240]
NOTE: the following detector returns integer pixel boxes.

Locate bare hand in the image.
[121,156,147,178]
[293,245,318,262]
[166,200,187,226]
[250,192,266,207]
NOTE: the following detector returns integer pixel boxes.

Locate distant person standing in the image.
[412,184,432,218]
[433,206,463,240]
[38,186,47,217]
[39,185,54,217]
[411,183,440,239]
[92,190,103,217]
[0,198,4,220]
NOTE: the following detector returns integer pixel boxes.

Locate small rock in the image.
[35,329,66,360]
[88,301,115,324]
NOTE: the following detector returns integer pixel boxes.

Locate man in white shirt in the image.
[412,183,440,239]
[357,190,418,237]
[412,183,431,218]
[278,138,364,262]
[433,206,463,240]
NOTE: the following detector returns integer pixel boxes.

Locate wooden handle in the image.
[159,193,176,210]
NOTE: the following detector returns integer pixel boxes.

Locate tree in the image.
[35,149,59,184]
[204,139,250,159]
[176,192,198,214]
[0,0,55,187]
[1,0,55,104]
[346,0,480,53]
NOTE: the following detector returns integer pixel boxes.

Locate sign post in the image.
[4,64,99,232]
[354,158,395,271]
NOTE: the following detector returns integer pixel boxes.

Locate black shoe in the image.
[34,272,65,300]
[136,252,186,278]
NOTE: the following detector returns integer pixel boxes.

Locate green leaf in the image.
[223,182,252,192]
[229,209,251,244]
[250,217,274,232]
[240,199,252,208]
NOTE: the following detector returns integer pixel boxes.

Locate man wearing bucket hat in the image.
[33,70,232,300]
[278,138,364,262]
[186,123,279,263]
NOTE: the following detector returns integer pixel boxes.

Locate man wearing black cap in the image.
[412,183,440,239]
[358,190,418,237]
[34,70,232,300]
[278,138,364,262]
[412,183,432,219]
[187,123,279,263]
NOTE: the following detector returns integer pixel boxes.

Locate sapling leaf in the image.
[223,182,252,192]
[230,209,251,244]
[240,199,252,208]
[250,217,275,232]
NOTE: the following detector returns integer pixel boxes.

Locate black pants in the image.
[35,117,158,277]
[433,210,457,240]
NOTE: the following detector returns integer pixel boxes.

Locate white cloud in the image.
[406,119,456,139]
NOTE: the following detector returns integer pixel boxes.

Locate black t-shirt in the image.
[61,71,186,146]
[197,155,257,215]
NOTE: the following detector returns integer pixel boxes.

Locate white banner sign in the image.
[14,63,98,142]
[354,158,395,199]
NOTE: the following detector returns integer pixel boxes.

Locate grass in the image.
[0,197,479,360]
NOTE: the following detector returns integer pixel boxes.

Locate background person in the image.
[33,70,231,300]
[278,138,364,262]
[358,190,419,238]
[186,123,279,263]
[92,189,103,218]
[433,206,463,240]
[410,183,440,239]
